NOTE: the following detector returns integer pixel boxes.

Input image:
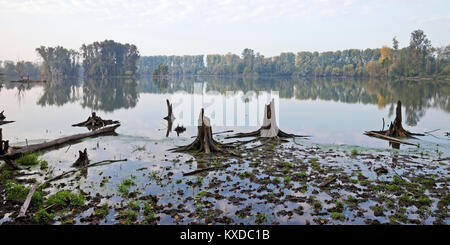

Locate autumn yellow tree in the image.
[379,46,391,77]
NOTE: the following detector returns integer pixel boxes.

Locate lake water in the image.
[1,76,449,155]
[0,76,449,225]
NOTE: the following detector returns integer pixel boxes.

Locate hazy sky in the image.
[0,0,449,61]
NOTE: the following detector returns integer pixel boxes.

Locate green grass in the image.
[16,153,40,166]
[196,191,208,198]
[118,210,138,223]
[399,194,414,206]
[309,158,320,168]
[346,195,358,203]
[255,212,268,224]
[282,161,293,168]
[417,196,432,206]
[5,181,43,207]
[312,200,322,211]
[117,179,136,196]
[351,149,358,156]
[93,203,109,219]
[47,190,84,207]
[284,176,291,184]
[330,212,345,221]
[129,201,140,211]
[40,160,48,170]
[33,209,53,224]
[296,171,308,179]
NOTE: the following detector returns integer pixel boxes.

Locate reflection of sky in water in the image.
[1,78,449,156]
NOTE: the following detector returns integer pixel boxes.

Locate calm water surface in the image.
[1,76,449,155]
[0,76,449,225]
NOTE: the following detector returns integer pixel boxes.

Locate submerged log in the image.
[10,78,46,83]
[72,112,119,129]
[182,163,230,176]
[226,99,309,140]
[73,148,89,167]
[174,125,186,136]
[0,124,120,160]
[170,109,238,156]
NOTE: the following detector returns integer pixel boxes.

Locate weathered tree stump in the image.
[226,99,308,141]
[72,112,119,130]
[0,110,14,125]
[73,148,89,167]
[163,99,175,121]
[368,101,424,138]
[0,128,9,155]
[170,109,237,155]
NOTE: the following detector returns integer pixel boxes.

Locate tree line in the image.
[138,29,449,79]
[0,40,139,81]
[1,30,448,81]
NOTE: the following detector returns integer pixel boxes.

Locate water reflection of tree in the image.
[37,77,80,106]
[81,77,138,112]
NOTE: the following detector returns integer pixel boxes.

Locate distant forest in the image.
[1,30,449,80]
[138,30,450,79]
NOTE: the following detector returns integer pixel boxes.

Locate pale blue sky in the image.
[0,0,449,61]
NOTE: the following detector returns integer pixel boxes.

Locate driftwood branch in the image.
[182,163,230,176]
[319,176,337,188]
[17,182,40,218]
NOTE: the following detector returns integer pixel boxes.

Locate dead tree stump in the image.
[0,128,9,155]
[226,99,308,141]
[368,101,424,138]
[170,109,237,155]
[0,110,5,121]
[73,148,89,167]
[163,99,175,121]
[72,112,119,129]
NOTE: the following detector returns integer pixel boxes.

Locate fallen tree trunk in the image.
[0,124,120,160]
[16,158,127,219]
[226,99,310,140]
[364,131,418,147]
[0,121,14,126]
[170,109,238,156]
